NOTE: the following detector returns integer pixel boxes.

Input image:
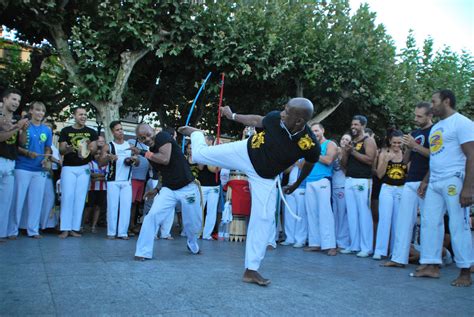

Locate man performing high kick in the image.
[179,98,320,286]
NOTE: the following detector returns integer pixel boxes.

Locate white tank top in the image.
[110,141,132,182]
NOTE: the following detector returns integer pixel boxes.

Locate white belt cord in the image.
[261,176,302,221]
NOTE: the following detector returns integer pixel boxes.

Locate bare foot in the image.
[134,256,147,261]
[243,269,271,286]
[416,264,427,272]
[31,235,43,239]
[381,260,405,268]
[106,235,116,240]
[58,231,69,239]
[165,236,174,240]
[451,269,472,287]
[327,248,337,256]
[303,246,321,252]
[413,264,440,278]
[177,126,203,136]
[69,231,82,237]
[118,236,130,240]
[8,235,17,240]
[266,245,276,251]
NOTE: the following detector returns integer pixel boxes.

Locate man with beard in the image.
[383,102,432,268]
[415,89,473,287]
[340,115,377,257]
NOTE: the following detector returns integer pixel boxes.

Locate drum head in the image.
[79,139,90,158]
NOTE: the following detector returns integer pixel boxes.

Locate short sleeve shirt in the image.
[429,112,474,182]
[16,123,53,172]
[406,126,431,182]
[59,126,98,166]
[0,115,20,160]
[246,111,320,179]
[149,131,194,190]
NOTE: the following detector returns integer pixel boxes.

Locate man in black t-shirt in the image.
[383,102,433,268]
[58,107,98,238]
[0,88,28,241]
[132,124,202,260]
[179,98,320,286]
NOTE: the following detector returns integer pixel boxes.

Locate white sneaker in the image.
[293,243,304,248]
[339,248,353,254]
[356,251,370,258]
[372,254,382,260]
[280,241,293,246]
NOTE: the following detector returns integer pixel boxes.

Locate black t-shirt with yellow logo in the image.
[59,126,98,166]
[246,111,320,179]
[381,160,407,186]
[0,115,20,160]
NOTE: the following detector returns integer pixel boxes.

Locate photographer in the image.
[99,121,139,240]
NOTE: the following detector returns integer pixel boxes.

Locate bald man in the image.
[131,124,202,260]
[179,98,321,286]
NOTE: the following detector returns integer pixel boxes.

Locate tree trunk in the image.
[93,101,120,141]
[295,78,304,97]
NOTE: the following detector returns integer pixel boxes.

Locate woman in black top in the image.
[373,130,407,260]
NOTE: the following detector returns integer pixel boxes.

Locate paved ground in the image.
[1,230,473,316]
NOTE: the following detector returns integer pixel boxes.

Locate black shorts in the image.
[87,190,107,209]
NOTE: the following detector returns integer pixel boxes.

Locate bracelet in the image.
[144,151,154,159]
[232,113,236,121]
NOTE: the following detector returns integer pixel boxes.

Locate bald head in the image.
[136,123,156,146]
[287,98,314,122]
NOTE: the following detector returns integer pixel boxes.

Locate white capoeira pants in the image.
[374,184,403,257]
[306,178,336,249]
[40,176,57,229]
[390,181,423,264]
[201,185,220,239]
[9,169,47,237]
[60,165,90,231]
[135,182,202,258]
[107,180,132,237]
[345,177,373,254]
[332,187,350,249]
[283,188,307,244]
[420,175,473,268]
[191,132,277,271]
[0,158,15,238]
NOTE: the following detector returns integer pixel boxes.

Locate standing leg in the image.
[354,178,374,255]
[135,188,177,259]
[60,166,77,235]
[179,182,203,253]
[374,184,394,258]
[282,192,297,244]
[117,182,132,238]
[202,186,220,240]
[305,181,321,249]
[344,178,361,252]
[26,171,47,237]
[71,166,90,233]
[8,169,33,238]
[0,158,15,239]
[293,188,308,246]
[333,187,350,249]
[107,182,120,238]
[316,178,337,254]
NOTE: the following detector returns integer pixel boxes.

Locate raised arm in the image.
[220,106,264,128]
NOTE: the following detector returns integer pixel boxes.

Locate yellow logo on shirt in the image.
[5,133,17,145]
[447,184,457,196]
[251,131,265,149]
[354,142,363,151]
[387,164,406,180]
[429,130,443,154]
[297,134,315,151]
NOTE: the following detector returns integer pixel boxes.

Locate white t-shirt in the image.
[429,112,474,182]
[111,141,132,182]
[51,144,60,170]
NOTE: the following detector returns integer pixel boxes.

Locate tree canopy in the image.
[1,0,472,140]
